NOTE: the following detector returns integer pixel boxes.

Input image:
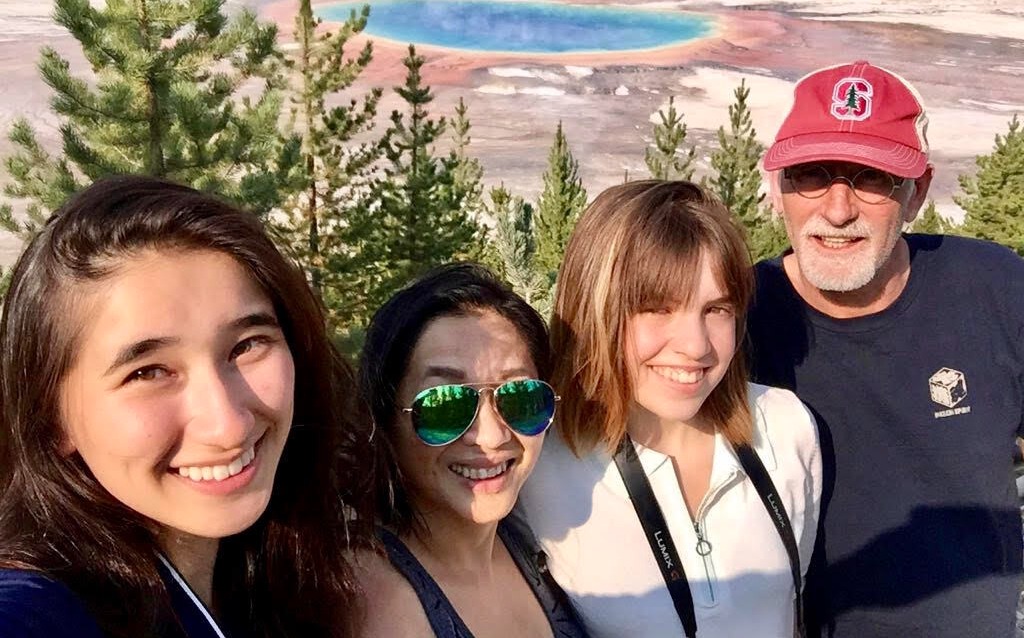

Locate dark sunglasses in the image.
[783,163,907,205]
[402,379,559,446]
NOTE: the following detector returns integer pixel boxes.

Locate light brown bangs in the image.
[552,179,756,456]
[619,203,744,317]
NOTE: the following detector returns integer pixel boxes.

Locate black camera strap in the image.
[612,435,805,638]
[613,435,699,637]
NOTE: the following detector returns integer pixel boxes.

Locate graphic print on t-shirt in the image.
[928,367,972,419]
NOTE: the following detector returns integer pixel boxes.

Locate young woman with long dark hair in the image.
[356,263,585,638]
[0,176,372,637]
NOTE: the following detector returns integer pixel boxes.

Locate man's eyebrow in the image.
[104,337,178,377]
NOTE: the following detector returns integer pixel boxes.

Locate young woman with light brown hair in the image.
[518,180,821,638]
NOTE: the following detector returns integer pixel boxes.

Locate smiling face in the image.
[625,251,737,433]
[60,249,295,541]
[393,310,544,527]
[778,160,930,292]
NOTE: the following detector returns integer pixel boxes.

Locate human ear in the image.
[766,169,785,214]
[58,429,78,456]
[57,393,80,456]
[902,165,933,224]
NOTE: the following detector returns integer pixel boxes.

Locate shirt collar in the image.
[630,408,778,480]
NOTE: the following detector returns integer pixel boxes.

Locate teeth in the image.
[175,445,256,483]
[449,460,512,481]
[819,237,859,248]
[652,366,704,384]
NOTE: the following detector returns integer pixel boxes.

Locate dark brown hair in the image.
[0,176,372,637]
[552,180,755,456]
[358,263,551,535]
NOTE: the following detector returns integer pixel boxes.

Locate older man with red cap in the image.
[748,61,1024,638]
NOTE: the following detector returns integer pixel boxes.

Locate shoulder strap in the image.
[157,554,228,638]
[614,436,806,638]
[612,437,698,638]
[497,519,588,638]
[733,444,806,638]
[378,529,475,638]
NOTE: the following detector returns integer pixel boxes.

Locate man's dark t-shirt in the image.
[748,234,1024,638]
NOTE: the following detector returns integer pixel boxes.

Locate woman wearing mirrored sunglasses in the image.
[519,180,822,638]
[356,263,586,638]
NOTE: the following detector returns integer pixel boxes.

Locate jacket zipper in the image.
[689,467,739,607]
[693,519,715,603]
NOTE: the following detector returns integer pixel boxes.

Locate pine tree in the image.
[535,122,587,276]
[708,80,761,220]
[487,184,551,316]
[956,114,1024,255]
[707,79,789,262]
[910,200,955,234]
[449,97,491,264]
[0,193,47,302]
[451,97,485,218]
[846,85,859,110]
[0,268,10,301]
[747,213,791,262]
[351,45,483,325]
[268,1,380,329]
[645,96,696,181]
[0,192,47,240]
[0,0,283,221]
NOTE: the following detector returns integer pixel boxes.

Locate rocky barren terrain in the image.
[1,0,1022,266]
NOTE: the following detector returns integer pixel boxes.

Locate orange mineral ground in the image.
[1,0,1023,265]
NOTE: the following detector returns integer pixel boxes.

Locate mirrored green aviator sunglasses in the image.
[402,379,560,446]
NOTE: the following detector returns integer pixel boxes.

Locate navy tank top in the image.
[379,517,587,638]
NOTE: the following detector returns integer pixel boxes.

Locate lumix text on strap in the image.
[612,435,805,638]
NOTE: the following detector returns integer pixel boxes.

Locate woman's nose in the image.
[460,391,512,449]
[186,367,255,449]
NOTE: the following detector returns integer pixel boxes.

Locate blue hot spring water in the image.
[317,0,713,54]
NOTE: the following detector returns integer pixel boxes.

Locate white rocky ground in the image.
[1,0,1022,266]
[698,0,1024,39]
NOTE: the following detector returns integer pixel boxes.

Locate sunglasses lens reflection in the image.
[411,380,556,445]
[412,385,479,445]
[496,379,556,436]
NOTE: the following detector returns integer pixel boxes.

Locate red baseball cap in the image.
[764,61,930,178]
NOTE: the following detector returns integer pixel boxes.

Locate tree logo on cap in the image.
[830,77,873,121]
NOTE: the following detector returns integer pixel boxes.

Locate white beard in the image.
[788,214,904,293]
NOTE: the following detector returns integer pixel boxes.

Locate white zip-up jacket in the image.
[518,383,822,638]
